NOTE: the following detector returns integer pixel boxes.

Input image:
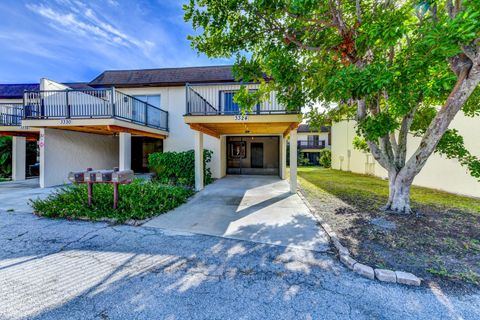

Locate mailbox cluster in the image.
[68,167,134,209]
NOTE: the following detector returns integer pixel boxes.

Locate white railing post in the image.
[111,87,116,117]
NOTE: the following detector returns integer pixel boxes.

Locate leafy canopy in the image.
[184,0,480,178]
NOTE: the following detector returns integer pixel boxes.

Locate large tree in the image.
[184,0,480,214]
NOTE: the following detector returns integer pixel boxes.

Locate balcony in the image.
[23,88,168,132]
[184,83,301,138]
[297,141,326,150]
[0,103,23,126]
[185,83,299,115]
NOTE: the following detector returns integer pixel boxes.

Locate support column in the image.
[39,129,46,188]
[220,135,226,178]
[12,136,26,181]
[280,136,287,180]
[194,131,204,191]
[119,132,131,171]
[289,129,298,193]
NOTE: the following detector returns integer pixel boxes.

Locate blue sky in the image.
[0,0,232,84]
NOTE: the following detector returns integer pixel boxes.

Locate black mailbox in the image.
[95,170,115,183]
[112,170,134,184]
[68,171,86,183]
[84,170,98,183]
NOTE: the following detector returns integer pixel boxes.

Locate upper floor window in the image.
[308,135,319,145]
[133,95,161,109]
[221,90,259,114]
[132,94,162,126]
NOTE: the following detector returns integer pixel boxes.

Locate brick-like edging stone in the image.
[297,189,421,286]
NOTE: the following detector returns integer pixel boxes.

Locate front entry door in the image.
[251,143,264,168]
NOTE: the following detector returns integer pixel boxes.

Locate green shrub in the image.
[30,179,194,222]
[299,154,311,166]
[0,137,12,178]
[148,149,213,186]
[319,149,332,168]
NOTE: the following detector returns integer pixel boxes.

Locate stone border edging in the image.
[297,189,421,286]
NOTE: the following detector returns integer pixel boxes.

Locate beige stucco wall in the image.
[331,115,480,198]
[118,86,222,178]
[27,81,288,184]
[40,128,119,187]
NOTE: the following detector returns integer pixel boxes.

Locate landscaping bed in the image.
[298,167,480,289]
[31,179,194,223]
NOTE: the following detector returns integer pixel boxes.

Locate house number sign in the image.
[234,115,248,121]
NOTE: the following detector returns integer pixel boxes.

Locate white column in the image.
[194,131,204,191]
[119,132,131,171]
[220,135,226,178]
[289,129,298,193]
[280,136,287,180]
[12,136,26,181]
[39,129,46,188]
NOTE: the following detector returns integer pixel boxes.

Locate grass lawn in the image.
[298,167,480,289]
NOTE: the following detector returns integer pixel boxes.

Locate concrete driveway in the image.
[0,178,55,212]
[145,175,330,252]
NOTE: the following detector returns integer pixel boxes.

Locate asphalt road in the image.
[1,210,479,320]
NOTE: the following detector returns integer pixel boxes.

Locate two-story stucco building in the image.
[0,65,302,192]
[296,124,330,165]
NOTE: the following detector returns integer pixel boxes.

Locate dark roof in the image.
[298,124,330,133]
[63,82,92,90]
[89,65,236,88]
[0,83,39,99]
[0,82,92,99]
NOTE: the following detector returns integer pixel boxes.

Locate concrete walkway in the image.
[0,178,55,212]
[145,175,330,252]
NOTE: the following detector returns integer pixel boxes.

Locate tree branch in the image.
[401,55,480,180]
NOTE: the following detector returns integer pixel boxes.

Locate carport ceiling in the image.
[189,122,299,138]
[47,125,167,139]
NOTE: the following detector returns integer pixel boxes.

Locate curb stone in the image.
[297,189,422,286]
[68,216,152,226]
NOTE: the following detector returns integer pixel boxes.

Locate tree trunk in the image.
[383,171,413,214]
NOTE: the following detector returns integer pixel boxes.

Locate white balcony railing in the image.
[186,82,299,115]
[0,103,23,126]
[23,88,168,131]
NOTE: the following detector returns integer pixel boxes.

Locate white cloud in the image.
[25,2,148,50]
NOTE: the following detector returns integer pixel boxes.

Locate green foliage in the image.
[463,86,480,117]
[0,137,12,178]
[30,180,194,222]
[357,112,399,142]
[352,136,370,153]
[148,149,213,187]
[437,129,480,179]
[299,154,310,166]
[319,149,331,168]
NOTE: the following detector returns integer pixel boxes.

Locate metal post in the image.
[41,94,45,119]
[144,103,148,125]
[22,91,25,120]
[87,183,93,207]
[66,90,71,118]
[86,168,93,207]
[113,183,119,209]
[111,87,116,117]
[185,82,189,115]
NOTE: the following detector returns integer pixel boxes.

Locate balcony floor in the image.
[21,118,168,139]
